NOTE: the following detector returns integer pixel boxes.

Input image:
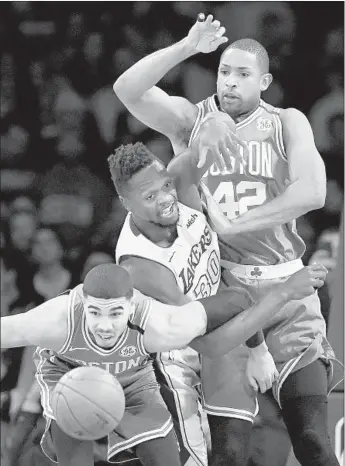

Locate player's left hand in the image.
[246,347,279,393]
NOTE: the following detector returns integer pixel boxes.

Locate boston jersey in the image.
[116,203,220,299]
[35,284,155,418]
[189,95,306,265]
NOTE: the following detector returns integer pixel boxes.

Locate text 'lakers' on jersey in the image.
[35,285,155,418]
[116,203,220,299]
[189,96,306,265]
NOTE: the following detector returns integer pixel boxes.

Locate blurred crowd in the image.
[0,2,344,465]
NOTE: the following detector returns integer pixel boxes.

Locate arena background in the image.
[0,2,343,465]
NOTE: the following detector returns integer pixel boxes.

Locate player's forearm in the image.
[226,181,325,236]
[114,38,196,102]
[191,289,289,357]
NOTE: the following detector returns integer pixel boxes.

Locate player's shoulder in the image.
[279,107,309,126]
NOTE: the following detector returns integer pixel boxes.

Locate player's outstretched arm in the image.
[206,109,326,238]
[144,264,327,354]
[1,295,69,350]
[113,14,227,140]
[190,264,328,357]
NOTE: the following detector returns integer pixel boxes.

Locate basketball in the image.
[51,366,125,441]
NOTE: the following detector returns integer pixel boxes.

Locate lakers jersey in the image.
[35,285,155,419]
[116,203,220,299]
[190,95,306,265]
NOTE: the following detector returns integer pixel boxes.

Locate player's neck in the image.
[131,215,178,247]
[216,94,261,124]
[233,104,260,124]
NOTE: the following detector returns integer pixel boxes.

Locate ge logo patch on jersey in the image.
[257,117,274,132]
[120,345,137,357]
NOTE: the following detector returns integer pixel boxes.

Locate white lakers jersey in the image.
[116,203,220,299]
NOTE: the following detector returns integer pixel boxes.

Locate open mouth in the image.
[161,203,176,217]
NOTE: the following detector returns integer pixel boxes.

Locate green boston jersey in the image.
[189,95,306,265]
[35,285,155,420]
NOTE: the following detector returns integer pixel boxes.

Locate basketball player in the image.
[0,263,326,466]
[112,140,277,466]
[113,13,343,466]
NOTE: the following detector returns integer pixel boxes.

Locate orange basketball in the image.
[51,366,125,441]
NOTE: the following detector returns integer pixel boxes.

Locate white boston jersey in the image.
[116,203,220,299]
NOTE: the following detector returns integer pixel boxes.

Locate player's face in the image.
[85,297,132,349]
[124,161,179,227]
[217,49,271,118]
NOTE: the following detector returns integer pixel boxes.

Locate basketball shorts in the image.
[201,258,344,418]
[155,348,208,466]
[35,358,173,463]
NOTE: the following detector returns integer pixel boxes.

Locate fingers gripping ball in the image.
[52,366,125,441]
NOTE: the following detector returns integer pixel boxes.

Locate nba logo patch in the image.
[257,117,273,131]
[120,345,137,357]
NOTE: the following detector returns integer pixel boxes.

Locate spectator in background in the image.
[31,227,76,301]
[0,251,43,424]
[309,27,344,154]
[7,211,37,257]
[6,211,37,287]
[0,124,38,196]
[38,132,112,263]
[80,250,114,281]
[91,196,127,254]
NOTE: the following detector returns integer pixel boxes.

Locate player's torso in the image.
[116,203,220,299]
[37,286,155,392]
[190,96,305,265]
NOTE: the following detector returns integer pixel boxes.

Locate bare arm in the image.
[114,38,197,139]
[113,14,227,140]
[120,256,190,305]
[120,257,263,354]
[206,109,326,237]
[144,300,207,353]
[190,264,327,357]
[1,295,69,351]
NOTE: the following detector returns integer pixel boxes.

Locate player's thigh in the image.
[201,346,257,420]
[50,420,94,466]
[281,359,329,400]
[136,430,181,466]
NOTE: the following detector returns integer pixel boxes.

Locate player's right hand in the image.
[196,112,248,170]
[186,13,228,54]
[281,264,328,301]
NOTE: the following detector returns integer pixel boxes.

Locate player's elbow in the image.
[113,78,131,103]
[306,186,326,210]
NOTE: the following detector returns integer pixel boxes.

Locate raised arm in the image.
[1,295,69,351]
[113,14,227,141]
[207,108,327,238]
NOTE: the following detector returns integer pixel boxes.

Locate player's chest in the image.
[169,221,220,298]
[61,344,148,377]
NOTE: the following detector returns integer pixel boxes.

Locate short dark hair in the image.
[83,263,133,300]
[221,38,269,73]
[108,142,161,195]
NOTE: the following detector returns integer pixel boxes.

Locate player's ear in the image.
[119,195,130,212]
[260,73,273,91]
